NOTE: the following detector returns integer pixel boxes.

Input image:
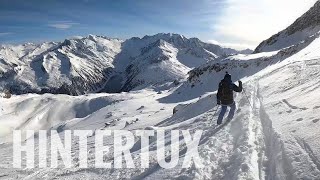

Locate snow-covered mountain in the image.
[0,33,249,95]
[1,32,320,179]
[1,3,320,179]
[254,0,320,53]
[0,35,122,95]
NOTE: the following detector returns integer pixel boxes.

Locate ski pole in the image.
[243,89,254,110]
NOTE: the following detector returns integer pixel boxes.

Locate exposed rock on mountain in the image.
[255,1,320,53]
[0,33,250,95]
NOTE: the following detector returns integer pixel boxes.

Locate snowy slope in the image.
[0,35,122,95]
[0,32,320,179]
[0,33,247,95]
[175,31,320,179]
[121,40,190,91]
[255,0,320,53]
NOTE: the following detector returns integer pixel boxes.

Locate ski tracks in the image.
[234,81,265,180]
[192,80,267,180]
[256,78,320,180]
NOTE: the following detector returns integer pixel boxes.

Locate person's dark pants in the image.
[217,102,236,125]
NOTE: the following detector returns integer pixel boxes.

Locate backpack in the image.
[220,81,233,101]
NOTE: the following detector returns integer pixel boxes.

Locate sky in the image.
[0,0,317,50]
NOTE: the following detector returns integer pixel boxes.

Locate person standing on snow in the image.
[216,72,242,125]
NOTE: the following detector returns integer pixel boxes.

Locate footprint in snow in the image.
[137,106,145,110]
[313,106,320,109]
[282,99,308,110]
[0,174,8,178]
[105,113,112,119]
[312,119,320,123]
[241,164,249,172]
[296,118,303,122]
[283,99,299,109]
[286,110,292,113]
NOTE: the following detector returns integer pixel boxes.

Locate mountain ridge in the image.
[254,0,320,53]
[0,33,252,95]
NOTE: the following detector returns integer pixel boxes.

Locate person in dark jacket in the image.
[216,72,242,125]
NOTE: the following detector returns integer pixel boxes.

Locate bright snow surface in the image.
[0,35,320,179]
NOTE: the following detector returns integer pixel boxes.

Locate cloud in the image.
[0,32,13,36]
[208,39,253,50]
[212,0,318,48]
[48,21,79,30]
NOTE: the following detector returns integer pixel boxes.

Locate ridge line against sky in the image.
[0,0,317,50]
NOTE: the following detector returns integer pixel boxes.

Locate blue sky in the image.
[0,0,317,49]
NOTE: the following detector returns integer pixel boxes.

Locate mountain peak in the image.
[142,33,186,40]
[0,33,247,95]
[254,1,320,53]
